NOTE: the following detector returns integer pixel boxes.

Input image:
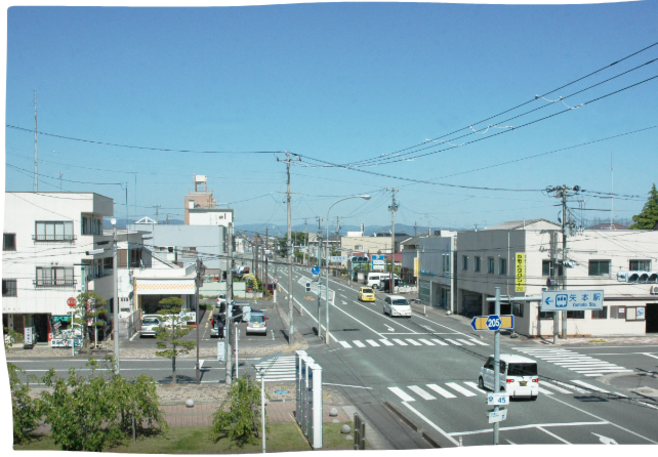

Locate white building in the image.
[423,219,658,337]
[3,192,114,345]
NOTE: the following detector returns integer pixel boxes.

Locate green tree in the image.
[630,183,658,230]
[40,360,123,451]
[74,291,108,350]
[2,326,41,444]
[154,297,196,384]
[210,376,262,447]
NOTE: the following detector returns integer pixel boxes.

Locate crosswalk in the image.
[337,337,487,349]
[386,378,618,403]
[514,347,634,377]
[254,355,296,382]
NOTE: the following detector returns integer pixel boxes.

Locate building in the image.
[418,219,658,337]
[3,192,114,345]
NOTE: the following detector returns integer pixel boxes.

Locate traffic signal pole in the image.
[493,287,501,445]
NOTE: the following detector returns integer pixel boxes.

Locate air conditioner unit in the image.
[651,285,658,295]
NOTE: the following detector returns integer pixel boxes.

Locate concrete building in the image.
[3,192,114,345]
[419,219,658,337]
[417,234,457,310]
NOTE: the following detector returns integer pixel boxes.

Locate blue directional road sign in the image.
[311,267,320,276]
[541,290,604,311]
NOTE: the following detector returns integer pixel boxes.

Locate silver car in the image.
[246,311,267,335]
[139,316,162,338]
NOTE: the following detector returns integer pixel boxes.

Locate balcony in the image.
[33,234,77,243]
[33,279,77,288]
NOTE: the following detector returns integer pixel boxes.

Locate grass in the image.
[14,422,354,453]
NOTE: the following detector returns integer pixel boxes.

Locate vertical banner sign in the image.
[80,265,87,294]
[515,253,526,292]
[414,257,419,277]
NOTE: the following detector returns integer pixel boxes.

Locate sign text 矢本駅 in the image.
[541,290,604,311]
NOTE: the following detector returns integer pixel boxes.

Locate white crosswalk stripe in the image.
[445,382,476,397]
[432,339,449,346]
[469,338,489,346]
[353,340,366,348]
[538,387,554,395]
[366,339,380,347]
[339,341,352,349]
[334,337,489,349]
[457,339,476,346]
[408,385,436,400]
[379,339,394,346]
[514,347,632,376]
[418,339,435,346]
[392,338,408,346]
[445,339,462,346]
[405,339,422,346]
[389,387,415,402]
[463,381,486,394]
[255,356,297,382]
[539,381,573,394]
[426,383,457,399]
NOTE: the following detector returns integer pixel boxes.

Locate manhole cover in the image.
[275,390,288,395]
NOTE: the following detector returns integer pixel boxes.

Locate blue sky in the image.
[4,1,658,232]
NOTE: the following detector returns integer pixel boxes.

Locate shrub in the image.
[210,376,262,447]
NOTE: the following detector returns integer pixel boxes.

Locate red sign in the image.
[67,297,77,308]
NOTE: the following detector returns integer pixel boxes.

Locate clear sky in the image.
[4,1,658,233]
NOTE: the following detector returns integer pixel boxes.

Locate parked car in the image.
[139,316,162,338]
[358,287,376,302]
[478,354,538,400]
[246,310,267,335]
[216,294,228,309]
[383,295,412,318]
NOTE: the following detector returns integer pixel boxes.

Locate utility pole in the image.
[195,257,205,384]
[34,91,38,192]
[153,205,161,224]
[546,184,581,340]
[225,222,234,384]
[277,152,301,344]
[387,188,399,294]
[316,216,323,339]
[265,227,269,290]
[303,218,308,266]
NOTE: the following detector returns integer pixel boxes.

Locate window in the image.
[103,257,114,270]
[2,279,17,297]
[610,306,626,319]
[35,221,74,242]
[591,308,608,319]
[542,260,563,277]
[538,310,553,320]
[35,267,75,287]
[355,245,363,251]
[625,307,645,322]
[629,260,651,271]
[82,217,102,236]
[566,311,585,319]
[3,233,16,251]
[499,258,507,275]
[588,260,611,276]
[512,302,524,318]
[487,257,495,274]
[462,255,468,271]
[474,256,481,272]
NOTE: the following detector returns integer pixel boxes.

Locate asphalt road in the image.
[269,263,658,448]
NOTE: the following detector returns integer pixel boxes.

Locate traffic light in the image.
[351,256,368,263]
[305,282,312,292]
[617,270,658,283]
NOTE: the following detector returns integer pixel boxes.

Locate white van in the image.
[478,354,538,400]
[366,272,399,289]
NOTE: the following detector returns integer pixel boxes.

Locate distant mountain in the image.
[104,218,184,229]
[235,223,465,237]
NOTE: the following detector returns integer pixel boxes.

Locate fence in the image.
[354,413,366,450]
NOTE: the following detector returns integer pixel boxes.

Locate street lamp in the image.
[325,195,370,344]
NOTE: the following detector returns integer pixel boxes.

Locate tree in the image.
[74,291,108,350]
[210,376,262,447]
[154,297,196,384]
[6,327,42,444]
[630,183,658,230]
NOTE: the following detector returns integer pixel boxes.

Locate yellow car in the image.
[358,287,376,302]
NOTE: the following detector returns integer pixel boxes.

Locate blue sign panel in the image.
[311,267,320,275]
[541,290,604,311]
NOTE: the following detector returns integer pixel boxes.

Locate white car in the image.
[478,354,538,400]
[383,295,412,318]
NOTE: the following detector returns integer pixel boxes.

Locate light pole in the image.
[111,218,120,374]
[325,195,370,344]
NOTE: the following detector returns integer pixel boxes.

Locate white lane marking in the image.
[571,380,611,393]
[431,339,449,346]
[402,402,460,447]
[469,339,488,346]
[341,300,347,306]
[445,382,476,397]
[464,381,487,394]
[457,339,476,346]
[537,426,571,444]
[540,382,573,394]
[339,341,352,349]
[389,387,415,402]
[418,339,435,346]
[366,339,380,347]
[380,339,394,346]
[323,383,373,390]
[592,432,618,445]
[405,339,422,346]
[427,383,457,399]
[408,385,437,401]
[571,368,634,373]
[200,359,205,368]
[392,339,408,346]
[538,387,554,395]
[642,352,658,360]
[384,324,395,332]
[584,374,604,377]
[353,340,366,348]
[445,339,462,346]
[449,421,608,437]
